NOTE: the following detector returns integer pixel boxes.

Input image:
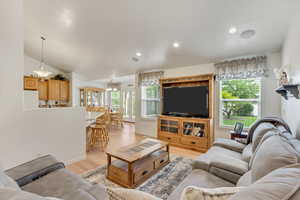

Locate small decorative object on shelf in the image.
[273,64,291,86]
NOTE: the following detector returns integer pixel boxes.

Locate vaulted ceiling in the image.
[24,0,300,80]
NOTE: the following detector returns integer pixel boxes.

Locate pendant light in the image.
[33,36,52,78]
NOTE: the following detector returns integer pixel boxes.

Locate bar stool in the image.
[87,123,109,152]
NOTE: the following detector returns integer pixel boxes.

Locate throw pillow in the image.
[106,187,161,200]
[250,134,300,182]
[180,186,244,200]
[229,163,300,200]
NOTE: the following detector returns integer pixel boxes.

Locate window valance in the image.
[138,71,164,86]
[215,56,268,81]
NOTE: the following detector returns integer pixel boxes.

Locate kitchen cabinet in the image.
[24,76,38,90]
[59,80,69,101]
[24,77,69,102]
[48,80,61,100]
[38,80,48,100]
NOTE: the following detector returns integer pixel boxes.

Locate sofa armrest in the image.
[213,138,246,153]
[210,157,248,176]
[5,155,65,187]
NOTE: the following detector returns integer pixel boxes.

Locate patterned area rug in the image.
[82,156,193,200]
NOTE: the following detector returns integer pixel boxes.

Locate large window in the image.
[141,85,160,118]
[220,79,261,128]
[110,90,121,111]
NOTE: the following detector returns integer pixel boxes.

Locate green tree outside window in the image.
[221,79,261,127]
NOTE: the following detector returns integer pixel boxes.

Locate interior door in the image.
[122,88,135,122]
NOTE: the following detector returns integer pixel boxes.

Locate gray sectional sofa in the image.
[2,155,108,200]
[1,117,300,200]
[168,117,300,200]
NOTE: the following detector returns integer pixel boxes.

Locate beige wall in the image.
[135,52,282,139]
[281,13,300,135]
[0,0,86,169]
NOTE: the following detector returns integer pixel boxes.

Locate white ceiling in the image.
[24,0,300,80]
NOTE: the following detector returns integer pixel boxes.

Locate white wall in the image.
[281,13,300,135]
[135,53,282,139]
[23,108,86,165]
[24,55,66,77]
[0,0,86,169]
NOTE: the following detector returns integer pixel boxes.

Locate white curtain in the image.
[138,71,164,86]
[215,56,268,81]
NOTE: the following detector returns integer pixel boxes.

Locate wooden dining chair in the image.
[86,123,109,152]
[110,108,124,128]
[96,109,111,128]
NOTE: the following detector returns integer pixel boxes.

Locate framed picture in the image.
[234,122,244,135]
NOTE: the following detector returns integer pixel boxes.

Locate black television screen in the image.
[163,86,209,118]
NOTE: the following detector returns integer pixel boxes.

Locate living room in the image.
[1,0,300,200]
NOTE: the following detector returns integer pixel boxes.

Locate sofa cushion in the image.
[213,138,246,153]
[210,156,248,176]
[229,164,300,200]
[22,168,108,200]
[241,144,252,163]
[167,169,234,200]
[192,146,242,170]
[250,133,300,182]
[236,171,251,187]
[208,156,248,184]
[0,165,20,190]
[251,123,276,153]
[180,186,243,200]
[0,187,62,200]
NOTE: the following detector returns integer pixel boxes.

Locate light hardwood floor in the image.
[67,122,201,175]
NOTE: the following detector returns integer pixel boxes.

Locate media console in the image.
[157,74,214,152]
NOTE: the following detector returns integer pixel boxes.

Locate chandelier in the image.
[33,36,52,78]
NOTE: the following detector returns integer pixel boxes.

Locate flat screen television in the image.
[162,86,209,118]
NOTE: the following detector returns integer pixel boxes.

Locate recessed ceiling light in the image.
[136,52,142,57]
[240,29,256,39]
[229,26,237,34]
[173,42,180,48]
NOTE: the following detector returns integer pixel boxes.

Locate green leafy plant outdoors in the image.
[221,79,260,127]
[222,79,260,99]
